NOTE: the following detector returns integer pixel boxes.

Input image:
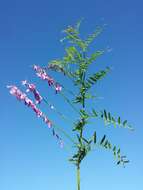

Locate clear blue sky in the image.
[0,0,143,189]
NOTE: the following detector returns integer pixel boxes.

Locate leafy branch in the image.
[100,110,134,130]
[99,135,129,166]
[85,67,110,89]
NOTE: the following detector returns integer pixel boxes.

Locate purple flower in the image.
[22,80,42,104]
[33,65,62,93]
[7,85,27,101]
[7,85,43,117]
[55,83,62,93]
[42,115,52,128]
[7,85,63,148]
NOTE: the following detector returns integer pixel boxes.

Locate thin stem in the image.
[52,122,77,145]
[76,52,86,190]
[60,91,80,115]
[77,165,80,190]
[62,85,76,97]
[43,97,74,124]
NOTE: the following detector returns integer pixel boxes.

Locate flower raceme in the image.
[22,80,56,111]
[7,85,43,117]
[22,80,42,104]
[33,65,62,93]
[7,85,63,147]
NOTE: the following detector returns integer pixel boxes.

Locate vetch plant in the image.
[7,20,133,190]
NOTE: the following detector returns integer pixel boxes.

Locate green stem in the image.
[77,165,80,190]
[43,97,73,124]
[52,122,77,145]
[60,91,80,115]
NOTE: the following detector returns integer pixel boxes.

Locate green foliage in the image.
[48,59,66,73]
[87,50,104,65]
[99,135,129,166]
[69,130,97,166]
[85,67,110,89]
[64,46,82,64]
[92,108,98,117]
[47,20,133,169]
[100,135,106,145]
[85,26,103,48]
[73,118,87,132]
[61,23,87,51]
[69,145,89,165]
[93,131,97,144]
[100,109,133,130]
[61,20,104,52]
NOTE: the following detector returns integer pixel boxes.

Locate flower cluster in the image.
[33,65,62,93]
[7,85,43,117]
[22,80,42,104]
[7,85,63,147]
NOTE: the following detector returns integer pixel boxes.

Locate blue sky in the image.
[0,0,143,189]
